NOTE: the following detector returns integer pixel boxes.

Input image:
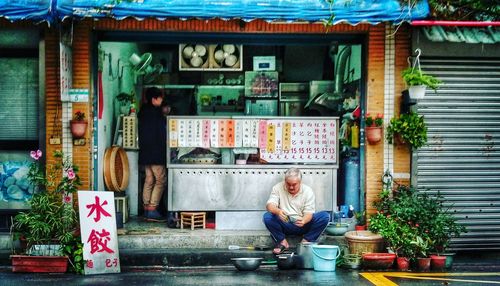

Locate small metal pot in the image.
[277,253,295,270]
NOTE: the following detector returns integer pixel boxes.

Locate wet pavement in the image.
[1,266,500,286]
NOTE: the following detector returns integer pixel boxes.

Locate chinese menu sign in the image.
[78,191,120,275]
[168,118,337,164]
[259,120,337,163]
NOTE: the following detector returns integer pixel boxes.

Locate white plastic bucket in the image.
[311,245,341,272]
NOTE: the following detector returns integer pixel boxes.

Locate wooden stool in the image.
[180,212,206,230]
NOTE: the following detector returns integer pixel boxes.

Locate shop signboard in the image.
[78,191,120,275]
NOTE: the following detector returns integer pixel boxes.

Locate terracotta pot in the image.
[355,225,366,231]
[430,255,447,271]
[396,257,410,271]
[70,120,88,138]
[11,255,68,273]
[416,257,431,272]
[362,253,396,270]
[366,126,383,144]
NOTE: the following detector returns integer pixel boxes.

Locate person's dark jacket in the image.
[138,104,166,165]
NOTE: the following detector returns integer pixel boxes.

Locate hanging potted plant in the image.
[402,67,441,100]
[116,92,135,115]
[11,150,85,273]
[365,113,383,144]
[386,111,427,149]
[70,110,87,138]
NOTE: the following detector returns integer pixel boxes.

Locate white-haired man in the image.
[263,167,330,255]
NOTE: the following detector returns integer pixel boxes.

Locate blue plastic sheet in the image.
[2,0,429,24]
[0,0,53,22]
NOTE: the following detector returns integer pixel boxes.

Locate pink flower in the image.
[63,195,72,204]
[30,150,42,160]
[415,223,420,227]
[376,113,383,119]
[66,168,75,180]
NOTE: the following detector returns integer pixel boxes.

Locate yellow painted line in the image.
[360,272,500,286]
[359,273,398,286]
[383,272,500,277]
[394,274,500,284]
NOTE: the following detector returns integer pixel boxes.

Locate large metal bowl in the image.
[231,257,263,271]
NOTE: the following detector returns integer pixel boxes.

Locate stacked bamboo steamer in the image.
[103,146,129,192]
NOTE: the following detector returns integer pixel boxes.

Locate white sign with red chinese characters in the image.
[259,119,337,164]
[78,191,120,275]
[60,42,72,102]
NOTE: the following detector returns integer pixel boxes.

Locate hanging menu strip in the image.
[202,119,211,148]
[210,119,219,147]
[259,120,268,151]
[168,119,178,147]
[266,123,276,153]
[177,119,187,147]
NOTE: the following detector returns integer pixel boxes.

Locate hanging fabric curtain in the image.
[0,0,54,22]
[56,0,429,25]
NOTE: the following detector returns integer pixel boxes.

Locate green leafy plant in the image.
[62,235,85,274]
[402,67,441,90]
[386,111,428,149]
[365,113,383,127]
[12,191,78,252]
[12,150,83,271]
[354,210,367,226]
[370,185,466,260]
[73,110,86,121]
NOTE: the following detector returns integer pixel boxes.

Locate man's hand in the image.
[278,209,289,223]
[294,217,305,227]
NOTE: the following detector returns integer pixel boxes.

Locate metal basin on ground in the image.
[231,257,263,271]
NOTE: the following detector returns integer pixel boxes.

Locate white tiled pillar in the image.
[384,23,395,176]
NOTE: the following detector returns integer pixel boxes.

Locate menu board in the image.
[259,119,337,164]
[168,117,337,164]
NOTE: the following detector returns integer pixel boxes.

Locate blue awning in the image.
[0,0,53,22]
[57,0,429,24]
[1,0,429,25]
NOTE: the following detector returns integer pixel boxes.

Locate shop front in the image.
[0,0,429,233]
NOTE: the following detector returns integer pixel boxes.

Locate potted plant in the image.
[370,184,466,271]
[386,111,427,149]
[70,110,87,138]
[11,150,84,273]
[365,113,383,144]
[402,67,441,100]
[353,211,367,230]
[116,92,135,115]
[410,235,431,272]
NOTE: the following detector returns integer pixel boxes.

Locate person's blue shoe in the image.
[146,209,167,222]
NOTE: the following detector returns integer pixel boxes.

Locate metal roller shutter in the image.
[415,57,500,251]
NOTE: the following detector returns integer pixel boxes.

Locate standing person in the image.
[263,168,330,254]
[139,87,167,222]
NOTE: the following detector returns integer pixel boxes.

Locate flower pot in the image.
[362,253,396,270]
[430,255,447,271]
[11,255,68,273]
[396,257,410,271]
[366,126,383,144]
[441,252,455,269]
[408,85,426,100]
[345,231,384,256]
[416,257,431,272]
[70,120,88,138]
[355,225,367,231]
